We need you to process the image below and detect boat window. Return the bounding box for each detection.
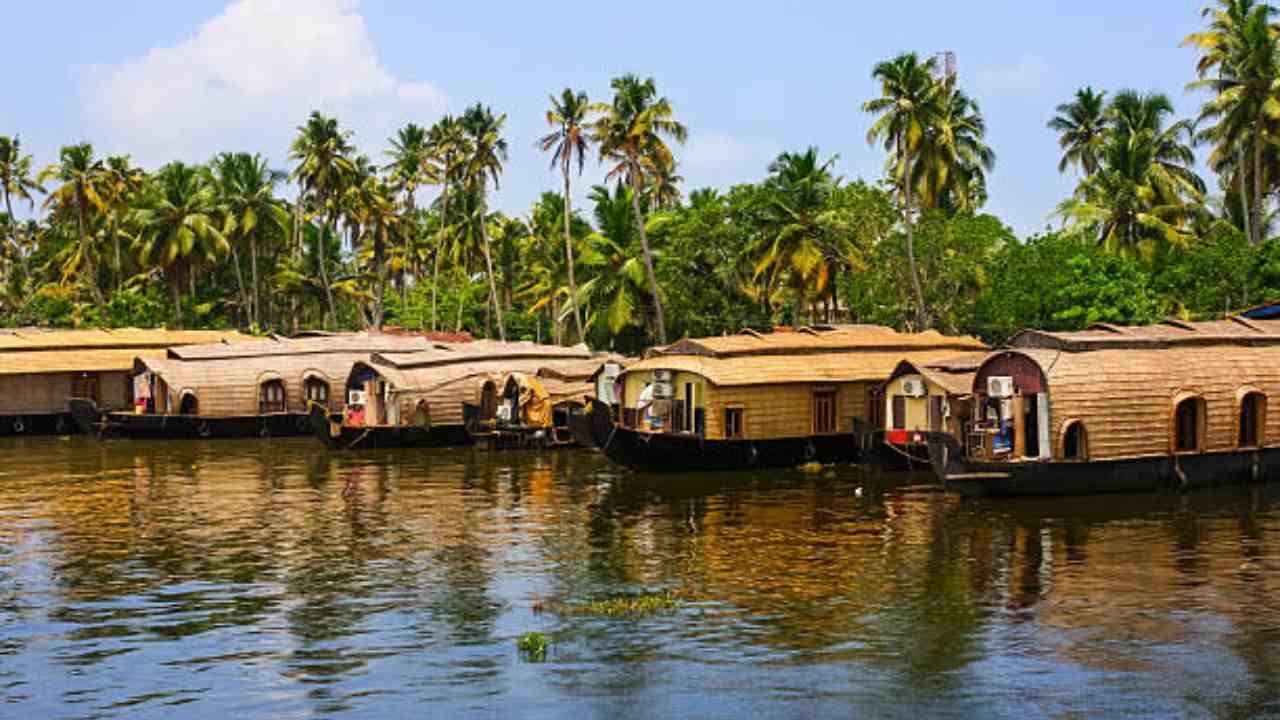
[891,395,906,430]
[260,379,286,414]
[725,407,744,439]
[304,378,330,406]
[683,382,695,433]
[415,400,431,428]
[71,373,100,404]
[1239,392,1266,448]
[1062,421,1087,460]
[813,390,838,434]
[178,393,198,416]
[1175,396,1204,452]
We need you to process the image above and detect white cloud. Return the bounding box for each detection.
[971,53,1059,99]
[681,131,779,187]
[82,0,446,168]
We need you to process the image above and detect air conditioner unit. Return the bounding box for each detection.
[901,378,927,398]
[654,369,674,383]
[652,381,674,399]
[987,376,1015,399]
[347,390,367,405]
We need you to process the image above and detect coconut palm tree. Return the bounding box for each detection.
[349,175,403,328]
[593,74,687,344]
[913,80,996,213]
[98,155,145,290]
[212,152,288,327]
[577,184,653,337]
[385,123,435,303]
[863,52,939,329]
[40,143,107,303]
[1048,87,1109,177]
[1184,0,1280,245]
[427,115,469,331]
[0,136,45,283]
[538,88,604,344]
[129,162,228,326]
[289,111,355,327]
[460,103,509,341]
[1107,91,1206,202]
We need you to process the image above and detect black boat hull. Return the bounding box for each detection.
[924,433,1280,497]
[598,424,862,472]
[0,412,78,436]
[309,403,474,450]
[71,398,313,439]
[568,400,615,450]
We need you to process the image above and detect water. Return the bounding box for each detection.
[1,437,1279,718]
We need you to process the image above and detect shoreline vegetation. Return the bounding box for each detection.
[3,4,1280,353]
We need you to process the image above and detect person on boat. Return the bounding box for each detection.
[637,382,664,431]
[345,402,365,428]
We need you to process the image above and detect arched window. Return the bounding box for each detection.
[1062,421,1087,460]
[259,379,286,414]
[1174,396,1205,452]
[1239,391,1266,448]
[414,400,431,428]
[304,377,330,407]
[178,392,199,416]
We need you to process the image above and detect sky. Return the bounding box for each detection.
[2,0,1209,237]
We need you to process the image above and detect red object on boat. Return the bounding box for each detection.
[887,429,908,445]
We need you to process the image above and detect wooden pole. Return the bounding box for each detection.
[1012,394,1026,459]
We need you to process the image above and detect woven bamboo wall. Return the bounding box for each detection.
[702,381,869,440]
[981,347,1280,461]
[0,371,132,415]
[143,353,367,417]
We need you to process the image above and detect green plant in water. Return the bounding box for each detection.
[517,631,548,662]
[573,590,684,617]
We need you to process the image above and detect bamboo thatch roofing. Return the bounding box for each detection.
[534,354,629,382]
[1010,316,1280,351]
[889,353,987,397]
[654,325,986,359]
[623,349,984,387]
[0,328,244,376]
[168,332,451,360]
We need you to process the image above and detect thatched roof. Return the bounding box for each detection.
[0,328,244,376]
[653,326,986,359]
[168,332,452,360]
[623,348,983,387]
[1010,316,1280,351]
[889,353,988,397]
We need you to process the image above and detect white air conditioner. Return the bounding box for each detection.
[347,390,367,405]
[901,378,927,398]
[654,369,674,383]
[988,376,1015,399]
[652,381,674,399]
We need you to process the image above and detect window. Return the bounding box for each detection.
[1175,397,1203,452]
[725,407,745,439]
[260,379,286,414]
[683,382,695,433]
[1062,421,1087,460]
[813,390,838,434]
[304,378,330,406]
[178,393,199,416]
[891,395,906,430]
[71,373,100,404]
[1240,392,1266,448]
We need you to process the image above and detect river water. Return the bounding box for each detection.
[1,436,1278,718]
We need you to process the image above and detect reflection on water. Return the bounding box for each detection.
[1,437,1279,717]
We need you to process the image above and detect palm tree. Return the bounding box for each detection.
[385,123,434,304]
[1107,91,1206,201]
[349,175,403,328]
[289,111,355,327]
[538,88,604,345]
[98,155,144,290]
[40,143,107,303]
[912,79,996,213]
[577,184,653,337]
[864,52,939,329]
[0,136,44,283]
[593,74,687,344]
[427,115,469,331]
[460,103,509,341]
[129,162,227,326]
[1048,87,1109,177]
[213,152,288,327]
[1184,0,1280,245]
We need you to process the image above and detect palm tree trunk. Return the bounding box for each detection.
[3,193,28,286]
[455,267,466,332]
[1252,125,1265,246]
[76,188,104,305]
[1239,146,1253,245]
[374,226,387,329]
[901,145,928,330]
[249,235,260,327]
[317,198,337,328]
[230,244,249,327]
[563,167,584,345]
[170,275,183,327]
[432,183,450,331]
[477,198,506,341]
[629,169,667,344]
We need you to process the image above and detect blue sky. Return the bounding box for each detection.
[3,1,1208,237]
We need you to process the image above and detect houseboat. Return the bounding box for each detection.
[591,325,987,472]
[873,354,985,469]
[69,332,453,439]
[311,341,600,450]
[925,316,1280,497]
[0,328,242,436]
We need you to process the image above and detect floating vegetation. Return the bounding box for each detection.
[571,590,684,617]
[517,631,548,662]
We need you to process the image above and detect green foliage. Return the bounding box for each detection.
[571,590,683,617]
[516,631,548,662]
